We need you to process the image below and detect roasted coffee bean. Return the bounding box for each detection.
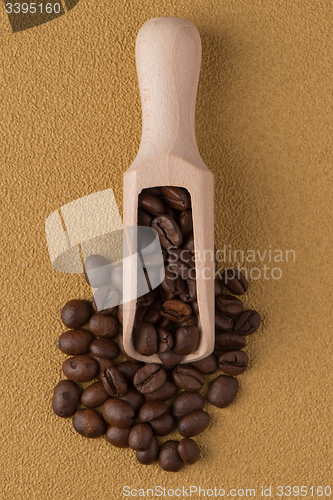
[92,286,121,315]
[110,263,123,291]
[215,295,244,317]
[128,423,153,451]
[88,313,119,338]
[133,364,167,394]
[157,327,173,354]
[133,322,158,356]
[170,391,205,420]
[135,305,161,325]
[137,289,157,307]
[221,268,248,295]
[101,367,128,397]
[62,355,99,382]
[191,353,218,375]
[149,412,175,436]
[179,278,196,302]
[174,315,198,328]
[191,299,199,315]
[161,299,192,323]
[52,380,81,418]
[141,187,161,197]
[138,192,165,215]
[215,332,246,351]
[117,304,123,325]
[58,329,93,356]
[136,436,159,465]
[61,300,92,329]
[84,254,111,288]
[178,438,200,465]
[218,350,248,376]
[214,278,223,296]
[234,310,261,335]
[178,210,193,236]
[102,398,135,427]
[160,288,177,302]
[106,425,130,448]
[179,410,210,437]
[159,440,184,472]
[72,409,106,438]
[117,387,145,413]
[182,233,194,253]
[117,361,144,385]
[90,338,119,359]
[207,375,239,408]
[156,315,172,329]
[80,381,110,408]
[158,350,184,368]
[168,248,195,280]
[151,214,183,249]
[94,357,114,380]
[172,365,205,392]
[161,267,185,295]
[160,186,190,211]
[144,378,179,401]
[117,333,135,360]
[164,203,177,220]
[139,401,168,422]
[138,208,152,227]
[215,312,234,332]
[173,326,199,355]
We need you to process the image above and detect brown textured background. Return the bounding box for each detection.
[1,0,332,498]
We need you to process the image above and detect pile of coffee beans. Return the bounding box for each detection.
[53,269,260,472]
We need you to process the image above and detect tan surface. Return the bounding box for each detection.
[0,1,332,498]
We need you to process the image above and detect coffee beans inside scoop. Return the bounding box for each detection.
[52,186,262,471]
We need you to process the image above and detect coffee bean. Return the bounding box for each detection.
[164,203,177,220]
[151,214,183,249]
[182,233,194,253]
[93,357,114,380]
[72,409,106,438]
[62,355,99,382]
[58,329,93,355]
[101,367,128,397]
[218,350,248,376]
[149,412,175,436]
[138,192,165,215]
[160,186,190,211]
[61,300,92,329]
[144,378,179,401]
[161,300,192,323]
[215,295,244,317]
[133,364,167,394]
[170,391,205,420]
[117,387,145,414]
[179,278,196,302]
[179,410,210,437]
[168,248,195,280]
[215,332,246,351]
[158,350,184,368]
[136,305,161,325]
[136,436,159,465]
[129,423,153,451]
[159,440,184,472]
[110,262,123,291]
[221,268,248,295]
[117,361,144,385]
[214,278,223,296]
[88,313,119,338]
[178,210,193,236]
[174,315,198,328]
[102,398,135,427]
[92,286,121,315]
[160,288,177,302]
[191,299,199,315]
[173,326,199,355]
[137,290,158,308]
[161,267,185,295]
[133,322,158,356]
[157,327,173,354]
[156,316,172,329]
[80,381,110,408]
[138,209,152,227]
[138,400,168,422]
[207,375,239,408]
[141,187,161,197]
[90,338,119,359]
[191,353,218,375]
[84,254,111,288]
[106,425,130,448]
[234,310,261,335]
[215,312,234,332]
[172,365,205,392]
[52,380,81,417]
[178,438,200,465]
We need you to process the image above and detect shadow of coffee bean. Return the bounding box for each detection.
[4,0,80,33]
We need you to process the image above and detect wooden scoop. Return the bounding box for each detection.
[123,17,214,363]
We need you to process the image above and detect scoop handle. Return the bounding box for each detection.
[135,17,203,163]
